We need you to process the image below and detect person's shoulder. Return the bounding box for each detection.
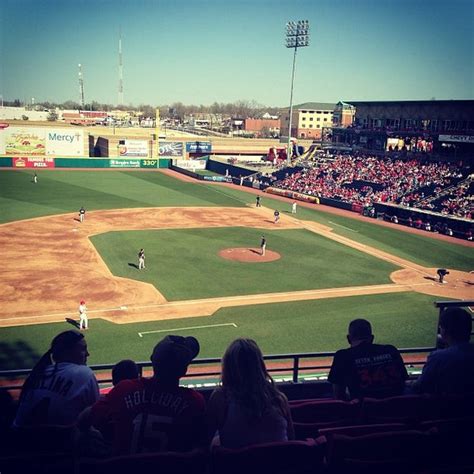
[60,363,96,379]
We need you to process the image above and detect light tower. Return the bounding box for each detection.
[118,29,124,106]
[78,63,85,109]
[285,20,310,164]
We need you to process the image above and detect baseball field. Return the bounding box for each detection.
[0,168,473,371]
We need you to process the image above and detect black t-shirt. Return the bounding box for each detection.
[328,342,408,399]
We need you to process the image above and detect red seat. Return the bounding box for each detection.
[319,422,407,438]
[326,429,439,474]
[80,449,208,474]
[290,398,360,424]
[210,439,326,474]
[361,395,428,424]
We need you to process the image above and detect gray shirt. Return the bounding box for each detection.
[413,342,474,395]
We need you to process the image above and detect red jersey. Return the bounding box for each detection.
[90,377,206,455]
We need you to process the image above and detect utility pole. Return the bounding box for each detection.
[118,28,124,106]
[78,63,85,109]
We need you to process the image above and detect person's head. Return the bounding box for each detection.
[439,308,472,345]
[221,338,281,417]
[221,338,270,392]
[50,330,89,365]
[20,330,89,400]
[151,335,199,382]
[112,359,139,386]
[347,319,374,346]
[80,300,85,305]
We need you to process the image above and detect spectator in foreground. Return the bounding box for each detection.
[81,335,206,455]
[328,319,408,400]
[14,330,99,427]
[206,338,294,448]
[412,308,474,395]
[111,359,139,386]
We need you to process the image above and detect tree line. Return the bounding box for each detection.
[3,99,283,119]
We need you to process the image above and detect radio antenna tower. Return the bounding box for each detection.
[78,63,85,109]
[118,28,124,105]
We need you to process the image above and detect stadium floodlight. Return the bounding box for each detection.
[285,20,310,164]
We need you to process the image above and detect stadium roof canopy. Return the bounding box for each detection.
[343,99,474,107]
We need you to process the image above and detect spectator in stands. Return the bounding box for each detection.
[111,359,139,386]
[328,319,408,400]
[80,335,206,455]
[412,308,474,395]
[207,338,294,448]
[14,330,99,427]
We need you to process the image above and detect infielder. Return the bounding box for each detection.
[79,206,86,223]
[292,201,297,214]
[79,300,88,330]
[138,248,146,269]
[274,210,280,224]
[256,196,261,207]
[260,236,266,256]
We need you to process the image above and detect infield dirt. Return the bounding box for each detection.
[0,201,472,328]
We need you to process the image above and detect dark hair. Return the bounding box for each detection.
[112,359,139,386]
[20,331,84,401]
[221,338,285,419]
[348,319,373,340]
[440,308,472,343]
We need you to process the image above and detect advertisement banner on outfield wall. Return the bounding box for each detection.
[119,139,149,157]
[186,141,212,153]
[109,159,141,168]
[46,129,84,156]
[0,127,84,156]
[159,141,183,157]
[13,157,55,168]
[2,127,46,155]
[175,159,206,170]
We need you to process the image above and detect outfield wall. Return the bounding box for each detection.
[0,156,171,169]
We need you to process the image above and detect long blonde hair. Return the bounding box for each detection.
[221,338,284,419]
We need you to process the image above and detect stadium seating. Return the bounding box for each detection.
[210,438,326,474]
[0,424,79,474]
[79,449,208,474]
[325,429,439,474]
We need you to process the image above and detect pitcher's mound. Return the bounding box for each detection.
[219,248,281,262]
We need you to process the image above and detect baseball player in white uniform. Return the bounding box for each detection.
[292,201,297,214]
[260,236,267,256]
[79,300,88,330]
[138,249,146,270]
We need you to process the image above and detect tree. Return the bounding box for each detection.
[47,110,59,121]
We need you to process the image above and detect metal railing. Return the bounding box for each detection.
[1,300,472,393]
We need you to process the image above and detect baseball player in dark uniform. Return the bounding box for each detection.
[437,268,449,284]
[256,196,261,207]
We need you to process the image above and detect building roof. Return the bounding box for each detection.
[291,102,337,111]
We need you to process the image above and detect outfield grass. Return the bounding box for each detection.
[0,170,245,223]
[0,292,439,370]
[91,227,399,300]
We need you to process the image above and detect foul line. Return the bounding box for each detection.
[138,322,238,338]
[328,221,359,232]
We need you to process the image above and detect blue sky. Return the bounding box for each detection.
[1,0,473,106]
